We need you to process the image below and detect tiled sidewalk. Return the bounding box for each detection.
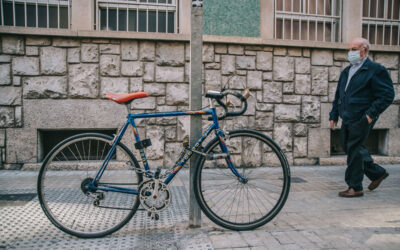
[1,165,399,249]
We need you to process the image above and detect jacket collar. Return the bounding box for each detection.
[343,57,371,75]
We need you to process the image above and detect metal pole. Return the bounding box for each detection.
[189,0,202,228]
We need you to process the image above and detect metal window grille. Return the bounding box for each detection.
[0,0,71,29]
[274,0,342,42]
[362,0,400,45]
[96,0,178,33]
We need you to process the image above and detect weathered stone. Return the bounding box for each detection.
[69,64,99,98]
[0,55,11,63]
[25,37,51,46]
[245,50,256,56]
[145,126,164,160]
[374,105,399,129]
[100,55,120,76]
[205,63,220,70]
[40,47,67,75]
[273,57,294,81]
[15,106,21,127]
[329,66,341,82]
[23,76,67,99]
[0,129,5,147]
[394,84,400,103]
[215,44,227,54]
[81,44,99,62]
[245,95,256,116]
[236,56,256,70]
[12,57,39,75]
[130,77,143,92]
[131,96,156,110]
[2,36,24,55]
[100,77,129,97]
[156,106,177,125]
[0,87,21,105]
[293,123,307,136]
[203,43,214,62]
[308,128,330,157]
[302,96,320,123]
[177,116,190,141]
[328,82,338,102]
[256,103,273,112]
[311,67,329,95]
[121,61,143,76]
[374,53,398,69]
[247,71,262,90]
[184,62,190,82]
[144,83,165,96]
[0,107,14,127]
[295,57,311,74]
[274,47,286,56]
[262,72,272,81]
[0,64,11,85]
[221,55,235,75]
[156,42,185,66]
[140,41,155,61]
[274,123,292,152]
[26,46,39,56]
[91,39,109,44]
[153,65,186,83]
[228,45,244,55]
[6,129,36,163]
[334,50,347,61]
[164,142,180,166]
[311,50,333,66]
[121,40,138,60]
[391,70,398,84]
[288,48,302,57]
[67,48,80,63]
[303,49,310,57]
[388,129,400,156]
[140,63,154,82]
[13,76,21,86]
[205,70,221,89]
[283,95,301,104]
[275,104,301,122]
[263,82,282,103]
[52,38,80,47]
[100,44,120,54]
[165,126,177,141]
[215,54,220,63]
[227,75,246,90]
[294,137,307,157]
[166,83,189,105]
[283,82,294,94]
[294,158,318,166]
[256,51,273,71]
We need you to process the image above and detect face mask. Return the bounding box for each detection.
[348,50,361,65]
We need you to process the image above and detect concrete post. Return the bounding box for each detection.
[342,0,363,43]
[189,2,202,228]
[71,0,94,31]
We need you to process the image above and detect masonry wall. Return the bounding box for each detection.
[0,35,399,169]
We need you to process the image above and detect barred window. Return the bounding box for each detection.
[0,0,70,29]
[274,0,341,42]
[96,0,177,33]
[362,0,400,45]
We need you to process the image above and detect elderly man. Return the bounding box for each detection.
[329,37,394,198]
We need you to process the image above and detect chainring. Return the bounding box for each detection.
[139,179,171,213]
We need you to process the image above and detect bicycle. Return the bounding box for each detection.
[37,88,291,238]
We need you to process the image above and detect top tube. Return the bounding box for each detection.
[128,109,214,120]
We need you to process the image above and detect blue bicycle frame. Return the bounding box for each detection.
[88,106,247,195]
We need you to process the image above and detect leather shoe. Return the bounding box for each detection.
[368,173,389,191]
[338,188,364,198]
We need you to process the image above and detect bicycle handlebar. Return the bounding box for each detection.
[205,89,249,120]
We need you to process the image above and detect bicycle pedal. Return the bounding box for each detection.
[148,212,160,220]
[154,167,162,179]
[206,153,228,160]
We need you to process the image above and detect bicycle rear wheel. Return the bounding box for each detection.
[37,133,142,238]
[194,129,290,230]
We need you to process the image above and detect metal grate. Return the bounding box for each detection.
[0,0,71,29]
[96,0,178,33]
[362,0,400,45]
[274,0,342,42]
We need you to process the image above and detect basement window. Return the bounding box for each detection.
[39,129,117,161]
[330,129,389,156]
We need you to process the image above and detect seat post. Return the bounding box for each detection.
[125,103,130,114]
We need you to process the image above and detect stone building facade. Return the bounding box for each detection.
[0,34,399,169]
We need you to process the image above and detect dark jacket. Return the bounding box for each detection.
[329,57,394,124]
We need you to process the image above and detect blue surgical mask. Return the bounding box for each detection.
[348,50,361,65]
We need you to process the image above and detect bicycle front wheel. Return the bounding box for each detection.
[37,133,142,238]
[194,129,290,231]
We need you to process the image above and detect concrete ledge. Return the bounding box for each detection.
[1,26,400,52]
[320,156,400,166]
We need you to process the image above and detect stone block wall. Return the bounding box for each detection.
[0,35,399,169]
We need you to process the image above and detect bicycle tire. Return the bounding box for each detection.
[37,133,143,238]
[194,129,290,230]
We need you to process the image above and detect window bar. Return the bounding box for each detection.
[375,23,378,44]
[106,2,109,31]
[156,7,158,32]
[291,0,293,12]
[174,8,177,33]
[315,0,317,14]
[24,0,27,27]
[375,0,378,18]
[126,3,128,31]
[282,17,285,40]
[382,23,385,45]
[146,8,148,32]
[307,18,310,40]
[291,17,293,40]
[136,6,138,32]
[1,0,3,26]
[315,18,317,41]
[300,12,302,40]
[57,0,60,29]
[166,7,168,33]
[96,0,99,30]
[308,0,310,14]
[368,23,370,43]
[13,0,15,26]
[47,0,49,28]
[36,0,38,28]
[117,3,119,31]
[274,0,277,38]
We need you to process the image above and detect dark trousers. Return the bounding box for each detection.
[340,115,386,191]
